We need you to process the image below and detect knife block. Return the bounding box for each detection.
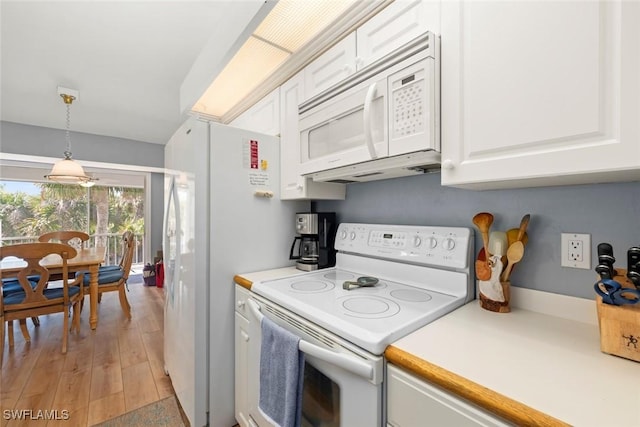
[595,269,640,363]
[479,280,510,313]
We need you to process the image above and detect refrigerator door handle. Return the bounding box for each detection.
[247,299,373,380]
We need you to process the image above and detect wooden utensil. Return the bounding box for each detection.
[501,241,525,282]
[473,212,494,281]
[506,214,531,247]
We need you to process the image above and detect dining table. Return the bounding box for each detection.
[1,246,107,330]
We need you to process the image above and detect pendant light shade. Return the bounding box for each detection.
[45,89,97,186]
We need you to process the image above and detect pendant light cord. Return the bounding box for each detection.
[61,93,75,159]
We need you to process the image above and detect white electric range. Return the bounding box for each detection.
[252,223,474,355]
[244,222,474,427]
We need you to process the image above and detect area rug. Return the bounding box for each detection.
[92,396,186,427]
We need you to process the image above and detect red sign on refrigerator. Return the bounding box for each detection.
[250,140,258,169]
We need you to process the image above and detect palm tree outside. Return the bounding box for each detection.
[0,181,144,265]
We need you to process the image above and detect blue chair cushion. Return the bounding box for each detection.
[3,285,81,305]
[76,269,124,286]
[99,265,122,272]
[3,280,38,296]
[2,275,41,285]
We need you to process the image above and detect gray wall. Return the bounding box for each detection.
[315,172,640,300]
[1,121,165,260]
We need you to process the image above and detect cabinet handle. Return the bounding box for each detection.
[237,300,245,309]
[442,159,455,170]
[343,64,354,74]
[363,82,379,159]
[355,56,364,68]
[241,330,249,342]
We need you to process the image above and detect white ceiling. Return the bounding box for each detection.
[0,0,257,145]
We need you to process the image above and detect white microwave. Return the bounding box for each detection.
[299,32,440,183]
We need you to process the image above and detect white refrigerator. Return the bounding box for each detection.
[163,117,308,426]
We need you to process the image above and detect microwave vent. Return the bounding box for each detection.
[353,171,383,178]
[327,179,357,184]
[306,150,441,184]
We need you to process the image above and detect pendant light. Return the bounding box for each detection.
[45,89,96,187]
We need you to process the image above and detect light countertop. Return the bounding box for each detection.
[387,287,640,427]
[234,266,303,290]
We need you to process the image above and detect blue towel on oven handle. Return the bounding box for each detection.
[259,315,305,427]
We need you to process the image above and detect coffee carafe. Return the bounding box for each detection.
[289,212,336,271]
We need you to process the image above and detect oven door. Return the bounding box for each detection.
[246,296,383,427]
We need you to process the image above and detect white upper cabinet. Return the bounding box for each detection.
[357,0,440,69]
[229,87,280,136]
[440,0,640,189]
[303,0,438,102]
[280,71,346,200]
[304,33,357,101]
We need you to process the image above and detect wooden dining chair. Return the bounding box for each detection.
[79,230,135,319]
[38,230,90,250]
[0,243,84,366]
[31,230,89,329]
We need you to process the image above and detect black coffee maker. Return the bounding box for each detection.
[289,212,336,271]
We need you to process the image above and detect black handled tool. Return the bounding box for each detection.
[627,246,640,289]
[596,243,616,279]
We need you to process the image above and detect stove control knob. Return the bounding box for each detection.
[350,231,357,240]
[413,236,422,247]
[426,236,438,249]
[443,238,456,251]
[340,230,348,240]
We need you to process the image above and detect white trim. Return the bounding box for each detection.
[0,152,165,174]
[144,172,153,265]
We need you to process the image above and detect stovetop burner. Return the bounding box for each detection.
[338,295,400,318]
[290,280,335,293]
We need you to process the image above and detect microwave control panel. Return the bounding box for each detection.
[390,59,429,140]
[391,69,425,139]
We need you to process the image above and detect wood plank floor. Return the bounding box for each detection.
[1,279,173,427]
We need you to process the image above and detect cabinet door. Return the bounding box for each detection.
[229,87,280,136]
[304,33,357,101]
[235,312,251,427]
[440,0,640,189]
[280,71,346,200]
[387,365,510,427]
[357,0,439,70]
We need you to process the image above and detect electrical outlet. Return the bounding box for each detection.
[561,233,591,269]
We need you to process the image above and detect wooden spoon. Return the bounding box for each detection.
[501,241,525,282]
[473,212,494,281]
[506,214,531,247]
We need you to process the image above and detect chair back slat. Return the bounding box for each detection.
[121,231,136,280]
[38,231,90,250]
[1,243,77,305]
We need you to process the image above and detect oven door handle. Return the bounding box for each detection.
[247,299,374,380]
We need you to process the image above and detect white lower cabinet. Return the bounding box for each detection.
[386,364,511,427]
[235,286,251,427]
